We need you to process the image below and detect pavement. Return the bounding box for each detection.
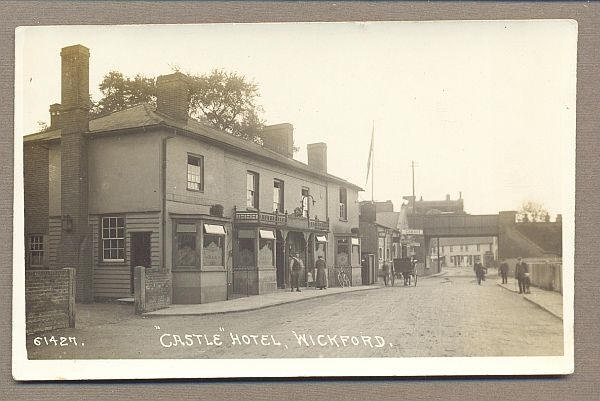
[27,273,564,359]
[497,281,563,320]
[145,270,447,317]
[145,284,383,316]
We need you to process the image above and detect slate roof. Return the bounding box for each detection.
[375,211,400,230]
[24,103,363,191]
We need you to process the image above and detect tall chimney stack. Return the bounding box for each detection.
[307,142,327,173]
[57,44,93,302]
[156,72,190,122]
[261,123,294,158]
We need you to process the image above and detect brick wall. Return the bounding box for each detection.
[134,266,171,314]
[24,143,50,265]
[25,268,75,335]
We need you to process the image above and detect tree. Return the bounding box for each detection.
[188,69,265,142]
[92,71,155,116]
[90,69,265,143]
[517,201,550,222]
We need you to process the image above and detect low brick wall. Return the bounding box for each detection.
[25,268,75,335]
[134,266,171,314]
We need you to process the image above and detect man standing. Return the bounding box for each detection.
[315,255,327,290]
[515,257,529,294]
[499,260,509,284]
[290,253,303,292]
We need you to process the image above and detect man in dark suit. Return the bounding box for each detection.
[290,253,303,292]
[515,257,529,294]
[499,260,509,284]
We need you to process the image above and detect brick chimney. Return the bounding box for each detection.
[156,72,190,122]
[261,123,294,158]
[57,44,93,302]
[307,142,327,173]
[49,103,61,128]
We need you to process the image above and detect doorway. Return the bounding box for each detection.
[276,231,286,288]
[130,232,152,294]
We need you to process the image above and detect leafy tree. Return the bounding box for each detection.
[92,71,155,116]
[90,69,265,143]
[517,201,550,222]
[188,69,265,142]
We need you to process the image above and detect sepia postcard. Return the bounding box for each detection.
[12,20,576,380]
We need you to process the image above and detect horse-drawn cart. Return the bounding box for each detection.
[393,257,418,286]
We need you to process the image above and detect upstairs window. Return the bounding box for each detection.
[301,187,310,217]
[339,187,348,220]
[273,179,284,213]
[102,216,125,262]
[187,155,204,191]
[29,235,44,267]
[246,171,259,209]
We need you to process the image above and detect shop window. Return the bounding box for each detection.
[337,237,350,267]
[339,187,347,220]
[351,237,360,266]
[203,224,225,267]
[273,179,284,213]
[101,216,125,262]
[29,235,44,267]
[187,154,204,191]
[246,171,259,209]
[175,223,198,269]
[258,230,275,266]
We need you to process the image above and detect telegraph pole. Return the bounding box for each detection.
[411,160,416,214]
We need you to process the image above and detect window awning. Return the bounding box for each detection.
[315,235,328,243]
[204,224,226,235]
[259,229,275,240]
[351,238,360,245]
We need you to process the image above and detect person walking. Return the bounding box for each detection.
[315,255,327,290]
[474,262,486,285]
[383,262,391,286]
[290,253,303,292]
[499,260,509,284]
[515,257,530,294]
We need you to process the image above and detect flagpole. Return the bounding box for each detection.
[371,120,374,203]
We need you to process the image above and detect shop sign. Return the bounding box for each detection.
[401,229,423,235]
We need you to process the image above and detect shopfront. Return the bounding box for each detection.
[171,216,230,304]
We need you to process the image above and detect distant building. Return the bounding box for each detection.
[428,237,498,268]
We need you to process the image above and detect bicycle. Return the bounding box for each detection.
[337,269,351,288]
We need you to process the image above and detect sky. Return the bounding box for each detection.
[15,21,577,217]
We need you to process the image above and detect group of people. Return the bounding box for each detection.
[497,257,531,294]
[289,253,327,292]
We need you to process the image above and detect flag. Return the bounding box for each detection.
[365,122,374,187]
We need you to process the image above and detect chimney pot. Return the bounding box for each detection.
[49,103,62,128]
[307,142,327,173]
[156,72,191,122]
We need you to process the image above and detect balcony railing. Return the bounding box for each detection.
[234,209,329,232]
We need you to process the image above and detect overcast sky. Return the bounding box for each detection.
[16,21,577,217]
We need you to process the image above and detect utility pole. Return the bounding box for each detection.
[411,160,415,214]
